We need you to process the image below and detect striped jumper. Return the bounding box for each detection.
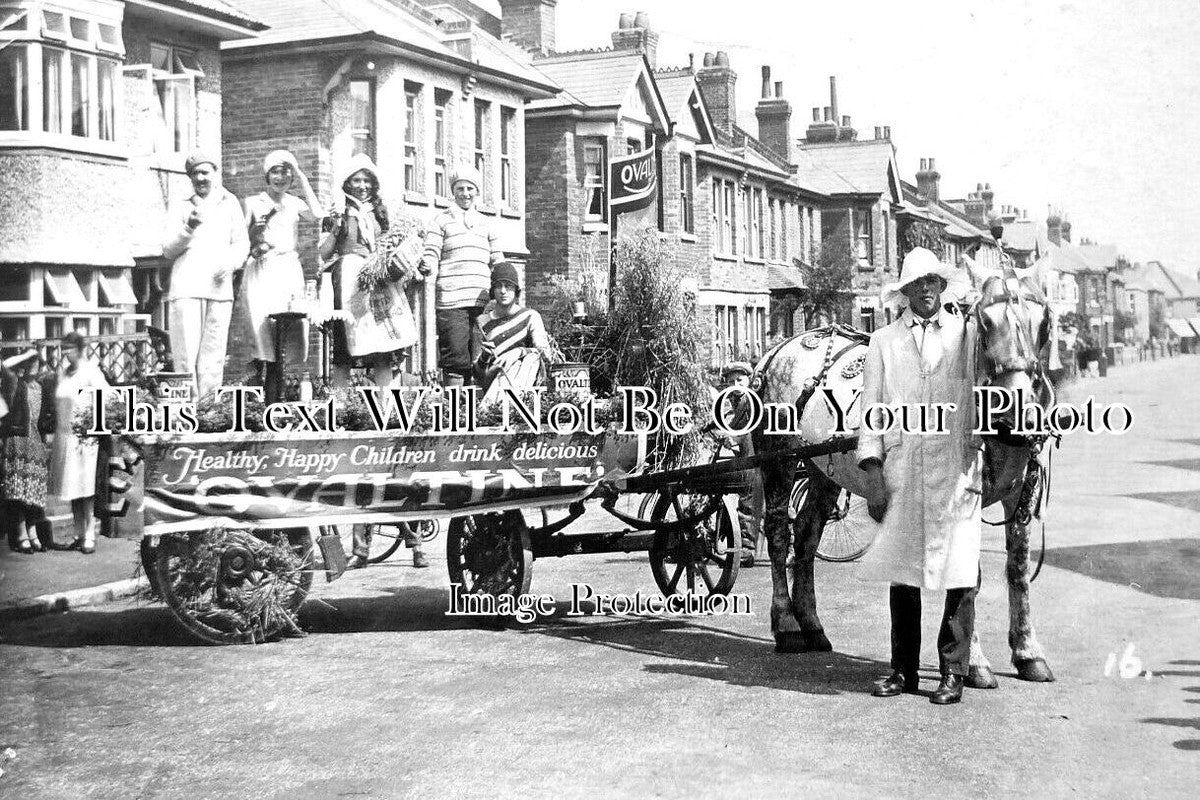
[422,207,504,310]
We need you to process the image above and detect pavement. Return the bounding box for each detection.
[0,354,1197,797]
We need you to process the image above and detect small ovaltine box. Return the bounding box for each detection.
[149,372,196,402]
[548,363,590,398]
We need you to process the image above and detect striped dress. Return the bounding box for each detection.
[423,207,504,310]
[477,306,551,404]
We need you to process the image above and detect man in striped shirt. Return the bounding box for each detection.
[419,167,505,385]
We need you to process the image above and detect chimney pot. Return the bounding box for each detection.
[812,107,820,121]
[829,75,839,123]
[842,115,850,127]
[619,12,633,29]
[977,182,983,190]
[761,65,770,99]
[633,11,650,28]
[688,52,694,70]
[929,157,936,171]
[823,106,831,121]
[883,125,891,139]
[985,182,991,190]
[703,52,715,67]
[774,80,783,98]
[715,51,730,67]
[875,126,882,139]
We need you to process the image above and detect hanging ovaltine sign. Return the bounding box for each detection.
[609,148,657,215]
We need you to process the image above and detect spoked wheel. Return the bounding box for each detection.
[150,527,314,645]
[816,491,875,562]
[446,511,532,599]
[648,490,741,598]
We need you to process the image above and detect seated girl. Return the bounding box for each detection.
[474,262,553,405]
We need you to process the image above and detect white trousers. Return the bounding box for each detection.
[169,298,232,400]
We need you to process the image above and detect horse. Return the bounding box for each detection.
[749,257,1056,686]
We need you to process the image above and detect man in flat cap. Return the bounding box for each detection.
[719,360,762,567]
[420,166,505,386]
[162,152,249,399]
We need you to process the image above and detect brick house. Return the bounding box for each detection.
[0,0,263,374]
[511,5,828,366]
[793,78,901,333]
[219,0,557,379]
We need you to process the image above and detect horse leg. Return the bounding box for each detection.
[1004,497,1055,682]
[762,461,805,652]
[965,603,999,689]
[787,470,839,653]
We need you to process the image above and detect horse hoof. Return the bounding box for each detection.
[775,632,806,653]
[802,630,833,652]
[965,665,999,689]
[1015,658,1056,682]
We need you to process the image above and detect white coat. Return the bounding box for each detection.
[856,307,983,590]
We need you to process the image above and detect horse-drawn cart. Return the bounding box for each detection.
[118,423,845,646]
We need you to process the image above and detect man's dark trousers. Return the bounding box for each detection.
[437,306,485,383]
[888,569,979,676]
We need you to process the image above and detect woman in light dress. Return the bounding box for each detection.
[242,150,322,380]
[46,332,109,554]
[318,154,418,389]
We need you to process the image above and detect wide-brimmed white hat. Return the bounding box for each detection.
[263,149,298,174]
[881,247,968,307]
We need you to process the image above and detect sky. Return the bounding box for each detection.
[478,0,1199,270]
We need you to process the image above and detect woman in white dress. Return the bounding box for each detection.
[318,154,418,388]
[46,332,109,554]
[242,150,322,380]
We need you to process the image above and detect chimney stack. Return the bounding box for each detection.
[980,182,994,214]
[806,76,856,143]
[755,65,793,162]
[1047,206,1063,245]
[916,156,941,203]
[499,0,557,55]
[696,51,737,138]
[610,10,659,68]
[1061,217,1072,243]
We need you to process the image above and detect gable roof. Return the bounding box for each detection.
[899,181,992,241]
[795,139,900,201]
[655,69,715,144]
[1134,261,1200,299]
[222,0,557,94]
[526,49,670,131]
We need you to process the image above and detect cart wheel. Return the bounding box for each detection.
[648,491,740,598]
[446,511,532,599]
[815,490,875,562]
[151,527,314,645]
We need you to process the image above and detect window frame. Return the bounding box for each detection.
[433,88,451,199]
[499,105,516,210]
[679,153,695,235]
[582,138,607,225]
[349,78,376,161]
[473,98,491,202]
[403,81,421,194]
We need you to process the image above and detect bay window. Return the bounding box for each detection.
[0,4,122,144]
[150,42,200,154]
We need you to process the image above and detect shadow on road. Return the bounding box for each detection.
[1043,538,1200,600]
[1140,660,1200,753]
[519,606,889,696]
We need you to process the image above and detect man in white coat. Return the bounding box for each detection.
[162,152,249,400]
[858,247,982,706]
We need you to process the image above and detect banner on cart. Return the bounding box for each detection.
[138,432,615,535]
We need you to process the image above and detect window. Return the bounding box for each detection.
[626,138,641,154]
[403,82,420,193]
[854,207,872,266]
[780,200,789,260]
[679,154,695,235]
[500,106,516,208]
[0,45,29,131]
[583,140,607,223]
[859,304,876,333]
[740,188,750,256]
[768,199,778,261]
[756,308,766,357]
[712,178,736,255]
[747,188,765,259]
[714,305,739,363]
[433,89,450,198]
[150,43,202,153]
[350,79,375,159]
[473,99,490,194]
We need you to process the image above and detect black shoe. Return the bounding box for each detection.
[930,673,964,705]
[740,551,755,568]
[346,555,368,570]
[413,550,429,569]
[872,671,918,697]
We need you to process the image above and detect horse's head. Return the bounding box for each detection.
[962,256,1053,433]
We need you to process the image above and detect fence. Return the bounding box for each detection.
[0,332,166,384]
